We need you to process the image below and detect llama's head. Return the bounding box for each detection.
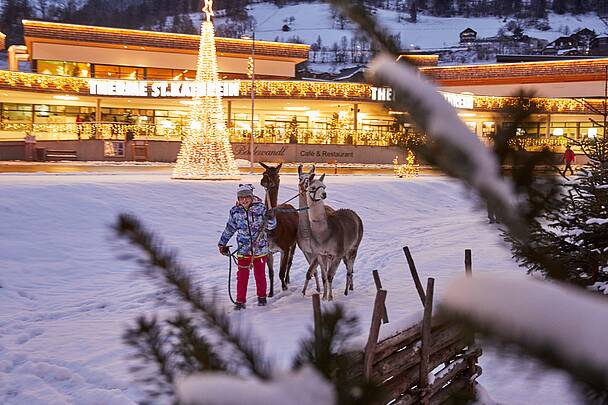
[307,173,327,202]
[260,162,282,190]
[298,164,316,193]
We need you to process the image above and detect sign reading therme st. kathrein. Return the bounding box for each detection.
[88,79,241,98]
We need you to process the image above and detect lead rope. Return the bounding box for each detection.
[227,248,238,305]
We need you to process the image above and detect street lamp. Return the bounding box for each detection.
[242,32,255,173]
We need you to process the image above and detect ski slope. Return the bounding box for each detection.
[0,172,578,404]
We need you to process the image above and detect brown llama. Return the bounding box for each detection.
[260,162,298,296]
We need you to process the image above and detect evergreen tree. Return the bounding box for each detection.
[530,0,547,19]
[409,0,417,22]
[0,0,32,46]
[505,79,608,288]
[552,0,567,14]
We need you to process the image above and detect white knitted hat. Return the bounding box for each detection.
[237,184,254,198]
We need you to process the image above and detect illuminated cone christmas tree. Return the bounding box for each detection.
[172,0,239,180]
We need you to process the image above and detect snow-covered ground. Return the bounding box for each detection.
[0,172,578,404]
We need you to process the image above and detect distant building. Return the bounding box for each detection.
[460,28,477,44]
[543,29,597,55]
[589,35,608,56]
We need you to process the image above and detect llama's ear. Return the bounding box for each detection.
[319,173,326,182]
[276,163,283,171]
[310,173,315,181]
[260,162,269,170]
[311,164,316,173]
[298,164,303,176]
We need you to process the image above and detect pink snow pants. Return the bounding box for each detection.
[236,255,267,304]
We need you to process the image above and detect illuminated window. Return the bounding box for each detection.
[94,65,144,80]
[1,103,33,123]
[37,60,91,77]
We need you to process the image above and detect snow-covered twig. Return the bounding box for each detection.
[176,366,335,405]
[441,276,608,394]
[367,54,524,236]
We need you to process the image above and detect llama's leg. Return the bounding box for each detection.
[327,260,340,301]
[344,255,356,296]
[285,244,296,285]
[279,250,290,291]
[321,258,329,301]
[302,260,317,296]
[267,253,274,298]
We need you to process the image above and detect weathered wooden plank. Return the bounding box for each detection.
[378,337,471,404]
[427,345,482,398]
[372,325,466,382]
[403,246,426,305]
[465,249,472,277]
[347,322,464,381]
[419,278,435,404]
[364,289,387,380]
[429,376,471,405]
[312,293,322,361]
[373,315,449,363]
[372,270,389,324]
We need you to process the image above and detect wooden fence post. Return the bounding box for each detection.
[372,270,389,324]
[419,278,435,405]
[312,293,322,361]
[364,289,387,380]
[403,246,426,306]
[465,249,472,277]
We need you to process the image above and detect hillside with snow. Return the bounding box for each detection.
[238,3,607,49]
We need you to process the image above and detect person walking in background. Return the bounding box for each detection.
[218,184,276,310]
[562,144,575,176]
[75,114,83,140]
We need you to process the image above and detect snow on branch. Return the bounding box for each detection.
[367,55,523,236]
[176,366,335,405]
[441,276,608,386]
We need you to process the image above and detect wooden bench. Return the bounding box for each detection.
[44,149,78,161]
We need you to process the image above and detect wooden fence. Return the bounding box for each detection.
[313,247,482,404]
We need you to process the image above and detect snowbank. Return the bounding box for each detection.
[443,276,608,381]
[176,366,334,405]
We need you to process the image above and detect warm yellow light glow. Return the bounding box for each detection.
[53,95,79,101]
[172,6,239,180]
[588,127,598,139]
[284,106,310,111]
[553,128,564,136]
[393,151,419,178]
[458,112,476,117]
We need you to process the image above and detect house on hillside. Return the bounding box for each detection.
[459,28,477,44]
[542,28,597,55]
[589,34,608,55]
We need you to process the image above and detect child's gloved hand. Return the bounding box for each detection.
[218,245,230,256]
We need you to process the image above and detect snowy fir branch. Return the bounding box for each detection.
[292,305,381,405]
[328,0,571,275]
[114,214,272,382]
[441,277,608,404]
[123,315,177,401]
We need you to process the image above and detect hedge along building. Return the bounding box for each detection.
[0,20,606,163]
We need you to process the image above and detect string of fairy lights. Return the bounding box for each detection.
[172,0,239,180]
[393,150,419,178]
